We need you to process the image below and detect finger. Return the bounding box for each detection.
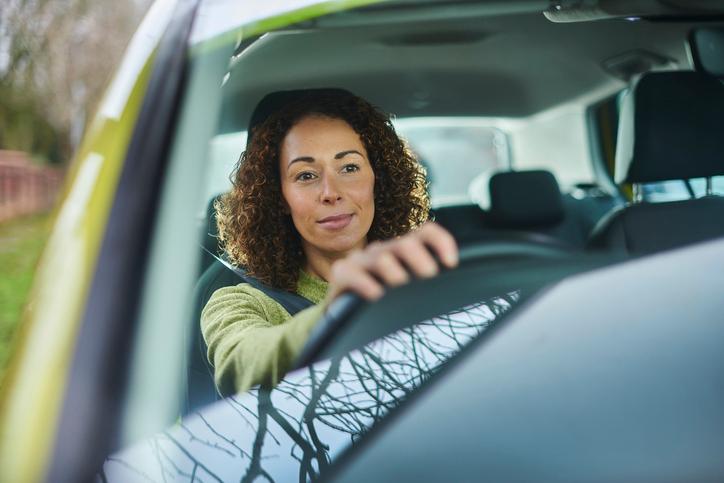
[391,236,439,278]
[340,267,386,301]
[417,222,459,268]
[369,250,410,287]
[329,260,385,301]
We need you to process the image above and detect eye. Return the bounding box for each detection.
[341,164,360,174]
[295,171,317,182]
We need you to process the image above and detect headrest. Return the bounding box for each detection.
[488,170,564,227]
[247,88,355,147]
[615,71,724,184]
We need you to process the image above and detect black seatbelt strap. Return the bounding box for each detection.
[203,247,315,316]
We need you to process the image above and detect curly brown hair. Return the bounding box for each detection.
[216,90,430,292]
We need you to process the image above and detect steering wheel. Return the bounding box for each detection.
[294,239,572,369]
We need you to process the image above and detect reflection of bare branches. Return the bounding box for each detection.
[301,360,340,476]
[150,438,170,483]
[229,394,282,447]
[178,422,236,458]
[223,397,257,431]
[104,457,156,483]
[197,412,253,459]
[163,431,223,482]
[103,294,518,481]
[241,394,274,483]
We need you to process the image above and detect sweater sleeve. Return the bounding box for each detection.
[200,283,325,396]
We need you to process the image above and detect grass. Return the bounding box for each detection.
[0,213,51,382]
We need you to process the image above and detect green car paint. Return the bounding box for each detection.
[0,0,386,480]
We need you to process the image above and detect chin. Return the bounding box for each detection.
[317,232,367,255]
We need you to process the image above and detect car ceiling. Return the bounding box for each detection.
[218,2,715,133]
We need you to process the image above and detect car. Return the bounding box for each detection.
[2,0,724,481]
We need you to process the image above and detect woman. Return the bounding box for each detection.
[202,89,458,396]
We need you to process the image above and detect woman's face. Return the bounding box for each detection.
[279,115,375,259]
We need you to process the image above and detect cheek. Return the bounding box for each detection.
[282,185,314,220]
[344,175,375,223]
[360,172,376,208]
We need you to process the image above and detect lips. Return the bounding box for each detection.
[317,213,353,230]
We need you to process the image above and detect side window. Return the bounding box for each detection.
[642,176,724,201]
[197,131,247,269]
[202,131,247,214]
[690,177,724,196]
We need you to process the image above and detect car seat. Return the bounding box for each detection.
[486,169,602,249]
[588,71,724,255]
[435,170,612,249]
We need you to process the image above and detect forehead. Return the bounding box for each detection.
[282,115,366,153]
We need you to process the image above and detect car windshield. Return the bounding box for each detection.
[106,290,514,480]
[102,0,724,480]
[104,252,616,481]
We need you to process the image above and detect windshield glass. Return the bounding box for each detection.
[108,0,724,479]
[104,290,517,481]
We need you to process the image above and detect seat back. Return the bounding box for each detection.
[185,261,238,412]
[589,71,724,255]
[486,170,589,249]
[185,258,316,413]
[436,170,616,249]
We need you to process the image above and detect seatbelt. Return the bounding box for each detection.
[204,247,315,315]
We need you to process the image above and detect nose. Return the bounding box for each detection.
[320,173,342,204]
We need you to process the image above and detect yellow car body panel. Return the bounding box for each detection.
[0,59,156,483]
[0,0,383,480]
[0,0,182,475]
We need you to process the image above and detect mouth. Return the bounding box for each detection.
[317,213,354,230]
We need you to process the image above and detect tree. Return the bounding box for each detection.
[0,0,150,163]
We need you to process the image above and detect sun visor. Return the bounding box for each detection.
[615,71,724,184]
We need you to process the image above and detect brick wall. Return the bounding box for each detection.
[0,151,64,222]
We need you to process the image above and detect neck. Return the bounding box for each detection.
[303,241,366,281]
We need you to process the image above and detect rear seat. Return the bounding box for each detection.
[432,204,490,245]
[487,170,579,248]
[434,169,619,249]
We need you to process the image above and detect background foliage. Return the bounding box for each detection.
[0,0,151,164]
[0,214,48,382]
[0,0,151,381]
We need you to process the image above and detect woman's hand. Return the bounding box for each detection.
[325,222,458,303]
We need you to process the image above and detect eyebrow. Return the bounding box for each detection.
[334,149,363,159]
[288,150,363,167]
[288,156,315,167]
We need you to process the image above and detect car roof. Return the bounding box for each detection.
[216,1,716,133]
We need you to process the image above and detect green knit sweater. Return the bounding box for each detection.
[200,271,329,396]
